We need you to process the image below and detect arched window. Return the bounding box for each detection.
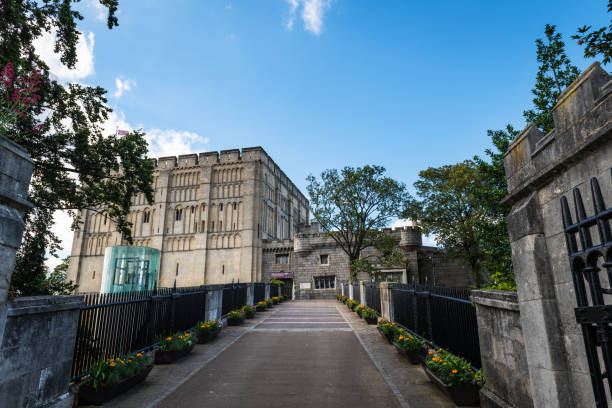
[143,209,151,223]
[175,208,183,221]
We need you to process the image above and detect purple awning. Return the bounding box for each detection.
[271,272,293,279]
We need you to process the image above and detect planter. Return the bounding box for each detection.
[423,365,480,406]
[78,364,153,405]
[364,316,378,325]
[393,342,426,365]
[244,310,256,319]
[196,326,221,344]
[155,343,195,364]
[256,306,267,312]
[377,326,394,344]
[227,316,245,326]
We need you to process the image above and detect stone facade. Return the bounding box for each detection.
[503,62,612,407]
[472,290,533,408]
[68,147,309,291]
[263,223,472,300]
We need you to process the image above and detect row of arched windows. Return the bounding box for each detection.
[85,233,114,255]
[213,183,241,199]
[164,236,196,251]
[88,211,111,233]
[133,239,152,247]
[212,167,244,183]
[171,188,198,202]
[171,171,200,187]
[129,208,156,237]
[209,233,241,249]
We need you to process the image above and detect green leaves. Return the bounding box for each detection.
[524,24,580,133]
[1,1,153,297]
[573,1,612,65]
[306,165,408,280]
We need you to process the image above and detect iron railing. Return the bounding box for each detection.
[352,282,361,303]
[365,282,381,315]
[254,283,266,303]
[221,283,248,315]
[269,283,280,298]
[71,286,206,381]
[391,283,481,368]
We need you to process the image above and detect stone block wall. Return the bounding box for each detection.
[503,62,612,407]
[472,290,533,408]
[0,296,83,408]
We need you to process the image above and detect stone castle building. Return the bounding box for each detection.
[67,147,309,292]
[68,146,470,294]
[262,223,472,299]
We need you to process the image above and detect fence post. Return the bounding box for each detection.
[380,282,394,321]
[247,283,254,306]
[349,282,354,300]
[265,284,270,300]
[425,291,433,340]
[205,285,222,321]
[170,291,180,332]
[360,281,366,306]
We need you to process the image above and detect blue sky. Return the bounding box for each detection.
[44,0,610,266]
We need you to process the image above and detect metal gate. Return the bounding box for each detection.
[561,171,612,407]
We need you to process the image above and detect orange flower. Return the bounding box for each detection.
[428,351,434,355]
[452,369,458,374]
[109,362,116,367]
[166,337,172,341]
[136,353,143,357]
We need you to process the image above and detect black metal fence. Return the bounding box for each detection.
[343,282,349,296]
[71,286,206,381]
[269,283,280,298]
[221,283,248,315]
[254,283,266,303]
[365,282,381,315]
[391,284,481,368]
[352,282,361,303]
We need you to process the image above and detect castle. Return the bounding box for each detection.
[67,146,471,294]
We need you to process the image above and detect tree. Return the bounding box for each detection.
[473,126,519,289]
[1,1,154,297]
[349,233,407,281]
[306,165,408,281]
[524,24,581,134]
[403,161,487,287]
[573,1,612,64]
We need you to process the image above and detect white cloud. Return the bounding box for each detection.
[225,3,233,10]
[46,210,75,271]
[113,77,135,98]
[302,0,330,35]
[91,0,106,21]
[33,29,95,82]
[285,0,299,30]
[284,0,331,35]
[145,128,210,158]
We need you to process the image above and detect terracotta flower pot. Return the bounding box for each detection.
[423,366,480,406]
[78,364,153,405]
[196,326,221,344]
[155,343,195,364]
[393,342,426,365]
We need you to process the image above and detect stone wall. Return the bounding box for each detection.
[503,62,612,407]
[472,290,533,408]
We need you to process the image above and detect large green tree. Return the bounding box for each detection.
[523,24,581,133]
[1,1,154,297]
[403,161,487,288]
[306,165,408,281]
[573,1,612,64]
[472,126,519,289]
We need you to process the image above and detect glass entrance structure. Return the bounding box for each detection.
[100,246,160,293]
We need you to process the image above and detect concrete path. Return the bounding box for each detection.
[103,300,459,407]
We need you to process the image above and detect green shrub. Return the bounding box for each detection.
[425,348,483,386]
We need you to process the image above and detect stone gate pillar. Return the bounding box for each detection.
[503,62,612,407]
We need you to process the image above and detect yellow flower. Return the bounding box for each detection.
[185,333,189,337]
[398,335,404,340]
[166,337,172,341]
[178,335,183,339]
[128,359,132,363]
[201,325,205,328]
[452,369,458,374]
[443,362,447,365]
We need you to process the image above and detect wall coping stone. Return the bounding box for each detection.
[471,290,519,311]
[6,295,84,317]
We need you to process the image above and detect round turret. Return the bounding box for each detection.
[400,227,422,247]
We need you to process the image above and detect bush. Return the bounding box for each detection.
[158,331,196,352]
[378,318,400,336]
[354,304,366,315]
[227,310,245,320]
[88,352,150,391]
[425,348,483,386]
[255,301,267,311]
[361,307,376,319]
[241,304,255,317]
[346,299,358,309]
[194,320,219,336]
[394,329,426,352]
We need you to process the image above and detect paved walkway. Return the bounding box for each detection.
[105,300,459,407]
